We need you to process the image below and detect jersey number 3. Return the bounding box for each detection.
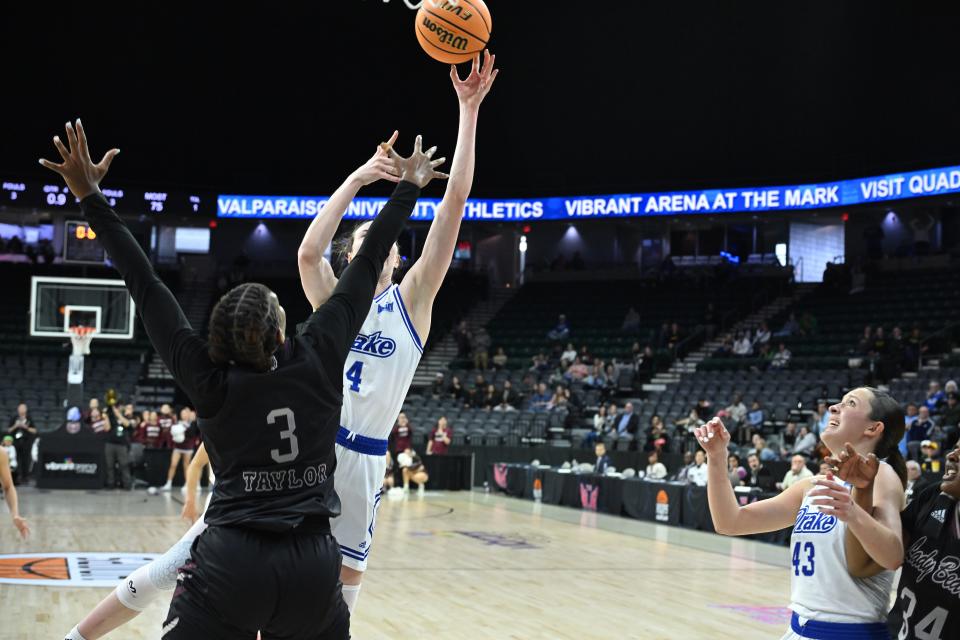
[346,361,364,393]
[268,408,299,464]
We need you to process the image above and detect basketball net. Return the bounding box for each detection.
[69,326,96,356]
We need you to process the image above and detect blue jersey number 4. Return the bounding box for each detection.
[792,541,815,577]
[346,361,364,392]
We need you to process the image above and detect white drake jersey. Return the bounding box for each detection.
[339,284,423,440]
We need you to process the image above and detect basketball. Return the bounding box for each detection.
[415,0,491,64]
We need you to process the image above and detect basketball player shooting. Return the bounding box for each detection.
[296,50,497,615]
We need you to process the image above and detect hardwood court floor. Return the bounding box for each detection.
[0,488,792,639]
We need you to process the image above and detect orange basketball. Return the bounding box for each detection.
[415,0,492,64]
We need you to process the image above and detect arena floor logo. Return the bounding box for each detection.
[0,552,159,587]
[409,529,546,549]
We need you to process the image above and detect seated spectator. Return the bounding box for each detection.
[727,454,747,487]
[448,375,465,402]
[621,306,641,333]
[904,460,934,503]
[688,450,708,486]
[925,380,945,415]
[481,384,498,411]
[645,450,668,480]
[547,385,570,411]
[594,442,611,474]
[472,327,492,370]
[745,400,764,441]
[808,402,830,436]
[694,398,713,423]
[903,403,919,428]
[871,326,888,356]
[644,415,670,453]
[945,380,959,395]
[753,322,771,346]
[770,343,792,369]
[431,372,446,398]
[530,352,549,373]
[565,356,590,382]
[919,440,942,474]
[732,331,753,357]
[906,405,936,457]
[792,424,817,457]
[673,451,695,482]
[715,336,734,357]
[578,345,594,365]
[398,447,429,495]
[857,325,874,355]
[492,347,508,370]
[427,417,452,455]
[586,405,609,447]
[465,374,488,408]
[746,453,774,491]
[604,403,619,432]
[724,394,748,425]
[780,420,798,456]
[547,314,571,341]
[499,380,520,410]
[632,344,656,379]
[774,312,800,337]
[528,383,552,413]
[940,393,960,430]
[751,434,778,462]
[560,342,578,368]
[454,320,472,359]
[584,362,608,389]
[613,402,639,437]
[778,454,813,490]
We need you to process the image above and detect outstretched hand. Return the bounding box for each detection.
[13,515,29,540]
[180,497,199,524]
[824,443,879,490]
[353,130,402,186]
[693,417,730,458]
[386,135,448,188]
[39,119,119,200]
[451,49,498,111]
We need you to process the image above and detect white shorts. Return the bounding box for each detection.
[330,444,385,572]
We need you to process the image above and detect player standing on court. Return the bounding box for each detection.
[296,50,498,615]
[41,119,445,639]
[695,387,906,640]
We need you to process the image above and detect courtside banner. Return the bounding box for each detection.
[216,163,960,220]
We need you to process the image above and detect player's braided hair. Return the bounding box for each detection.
[863,386,908,488]
[208,282,281,372]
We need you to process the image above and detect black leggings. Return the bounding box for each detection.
[163,526,350,640]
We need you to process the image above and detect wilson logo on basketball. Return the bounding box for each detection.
[655,489,670,522]
[420,16,469,52]
[793,506,838,534]
[350,332,397,358]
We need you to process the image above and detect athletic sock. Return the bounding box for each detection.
[341,583,362,615]
[64,625,89,640]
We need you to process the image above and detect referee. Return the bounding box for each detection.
[41,120,445,639]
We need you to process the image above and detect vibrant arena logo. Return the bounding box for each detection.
[793,505,837,534]
[0,553,159,587]
[44,458,98,475]
[419,15,468,51]
[351,331,397,358]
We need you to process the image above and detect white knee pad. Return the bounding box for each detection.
[115,516,208,611]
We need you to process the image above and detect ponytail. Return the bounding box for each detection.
[863,387,908,488]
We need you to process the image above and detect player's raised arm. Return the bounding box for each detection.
[695,417,807,535]
[39,120,212,407]
[400,50,498,338]
[297,131,401,310]
[0,447,28,539]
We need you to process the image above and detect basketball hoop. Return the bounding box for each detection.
[69,326,96,356]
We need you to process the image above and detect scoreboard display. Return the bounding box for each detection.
[64,220,106,264]
[1,179,208,216]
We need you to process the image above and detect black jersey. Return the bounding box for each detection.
[888,484,960,639]
[80,181,421,532]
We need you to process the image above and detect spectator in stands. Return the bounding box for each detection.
[673,451,695,482]
[7,403,36,484]
[904,460,932,503]
[390,413,413,456]
[471,326,491,370]
[602,363,619,395]
[530,351,549,373]
[746,453,774,491]
[593,405,609,433]
[157,403,175,442]
[667,322,683,350]
[774,312,800,337]
[594,442,611,474]
[134,411,169,448]
[621,306,641,333]
[798,310,818,335]
[732,331,753,357]
[926,380,946,414]
[727,454,747,487]
[715,336,734,357]
[755,342,773,366]
[857,325,874,355]
[88,408,110,435]
[770,342,792,369]
[753,322,771,347]
[920,440,942,474]
[84,397,100,422]
[465,374,488,408]
[547,385,570,411]
[604,403,620,432]
[907,405,936,459]
[547,314,571,341]
[744,400,764,442]
[940,393,960,432]
[584,361,608,389]
[792,424,817,457]
[565,356,590,382]
[695,398,713,423]
[498,380,520,410]
[688,450,708,486]
[614,402,639,438]
[947,380,959,395]
[398,448,429,495]
[632,344,656,380]
[645,450,668,480]
[809,402,830,436]
[491,347,508,370]
[577,345,592,365]
[644,415,670,453]
[104,404,133,490]
[431,372,446,398]
[528,383,552,413]
[481,384,498,411]
[427,417,452,456]
[751,434,778,462]
[560,342,578,368]
[777,454,813,490]
[904,402,919,428]
[724,394,747,426]
[448,375,465,402]
[871,326,888,357]
[454,320,472,359]
[780,420,797,456]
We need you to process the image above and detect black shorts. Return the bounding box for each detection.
[162,525,350,640]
